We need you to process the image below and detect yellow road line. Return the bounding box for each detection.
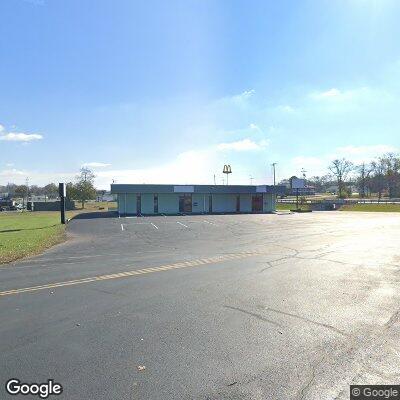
[0,252,260,297]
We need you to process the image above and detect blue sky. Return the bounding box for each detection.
[1,0,400,188]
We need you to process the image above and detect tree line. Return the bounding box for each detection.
[307,152,400,198]
[2,153,400,202]
[1,167,98,208]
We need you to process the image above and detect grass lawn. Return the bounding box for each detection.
[340,204,400,212]
[0,211,66,264]
[73,201,117,211]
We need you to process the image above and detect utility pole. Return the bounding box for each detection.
[271,163,277,186]
[24,177,29,211]
[250,176,253,185]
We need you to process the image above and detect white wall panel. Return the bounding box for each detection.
[212,194,236,212]
[240,194,252,212]
[158,194,179,214]
[141,193,154,214]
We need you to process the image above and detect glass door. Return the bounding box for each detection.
[179,194,192,213]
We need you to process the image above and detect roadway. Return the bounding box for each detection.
[1,211,400,399]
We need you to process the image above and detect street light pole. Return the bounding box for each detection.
[271,163,277,185]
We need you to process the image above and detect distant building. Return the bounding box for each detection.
[96,191,116,202]
[111,184,286,215]
[29,195,55,202]
[326,185,339,194]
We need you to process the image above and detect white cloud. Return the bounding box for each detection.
[0,168,75,186]
[0,168,26,178]
[309,87,379,103]
[7,142,392,189]
[0,132,43,142]
[95,148,220,187]
[335,145,397,158]
[234,89,255,100]
[82,162,111,168]
[276,105,296,113]
[225,89,255,105]
[0,123,43,142]
[5,163,14,167]
[249,123,260,131]
[94,139,270,188]
[312,88,341,99]
[289,156,326,177]
[217,138,269,151]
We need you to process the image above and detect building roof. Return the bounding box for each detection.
[111,184,286,195]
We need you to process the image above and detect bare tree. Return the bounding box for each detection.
[370,159,386,200]
[380,153,400,198]
[78,167,95,184]
[356,162,373,198]
[307,175,330,193]
[328,158,353,198]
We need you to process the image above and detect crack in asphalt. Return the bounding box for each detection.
[385,309,400,328]
[223,305,282,328]
[264,307,350,338]
[297,354,327,400]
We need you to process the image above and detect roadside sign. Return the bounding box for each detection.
[58,183,66,224]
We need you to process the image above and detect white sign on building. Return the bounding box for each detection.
[174,185,194,193]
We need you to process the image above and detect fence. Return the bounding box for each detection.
[277,198,400,205]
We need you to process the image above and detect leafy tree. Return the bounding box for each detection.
[66,182,76,200]
[328,158,353,198]
[73,167,97,208]
[14,185,28,198]
[43,183,59,198]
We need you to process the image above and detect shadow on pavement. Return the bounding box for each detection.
[70,211,119,220]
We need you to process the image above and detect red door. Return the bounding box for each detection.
[252,194,263,212]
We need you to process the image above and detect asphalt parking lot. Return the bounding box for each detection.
[1,211,400,399]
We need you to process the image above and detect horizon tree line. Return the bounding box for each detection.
[1,167,98,208]
[2,153,400,201]
[306,152,400,198]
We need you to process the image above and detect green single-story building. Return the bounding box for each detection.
[110,184,285,215]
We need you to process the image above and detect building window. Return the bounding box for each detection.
[236,195,240,212]
[154,194,158,214]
